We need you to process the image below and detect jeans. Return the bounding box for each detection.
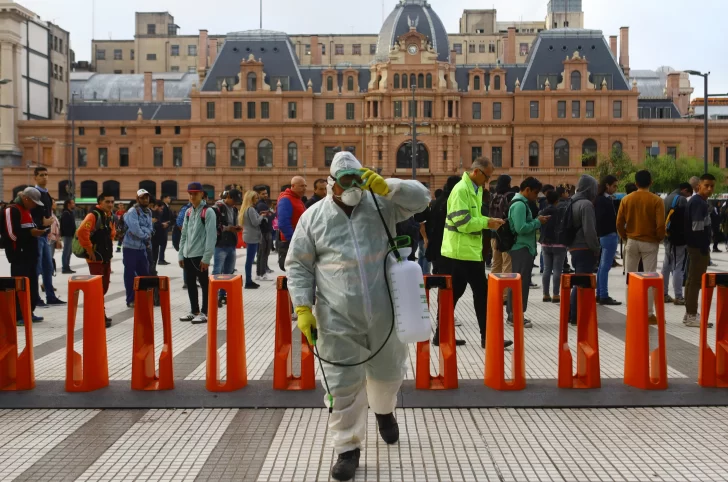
[183,256,209,315]
[246,243,259,285]
[685,247,710,315]
[570,250,598,323]
[257,232,272,276]
[436,256,487,339]
[662,242,687,299]
[36,237,57,301]
[541,246,567,297]
[213,246,237,300]
[417,238,430,275]
[507,247,535,318]
[62,236,73,271]
[123,248,150,304]
[597,233,619,299]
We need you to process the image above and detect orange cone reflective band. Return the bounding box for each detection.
[132,277,174,390]
[0,277,35,391]
[558,274,601,389]
[66,275,109,392]
[207,274,247,392]
[624,273,667,390]
[416,275,457,390]
[273,277,315,390]
[485,273,525,391]
[698,273,728,388]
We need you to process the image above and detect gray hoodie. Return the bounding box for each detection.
[569,175,600,255]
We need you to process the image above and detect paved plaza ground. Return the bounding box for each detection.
[0,244,727,481]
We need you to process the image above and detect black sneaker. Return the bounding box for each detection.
[61,269,76,274]
[105,316,112,328]
[36,300,48,309]
[158,261,171,265]
[599,297,622,306]
[483,339,514,349]
[331,449,360,481]
[375,413,399,444]
[245,284,259,290]
[46,298,66,306]
[432,331,466,347]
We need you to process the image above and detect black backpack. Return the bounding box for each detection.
[495,199,527,252]
[556,198,588,246]
[489,193,510,220]
[665,195,687,246]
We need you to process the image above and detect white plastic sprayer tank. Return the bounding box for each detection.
[387,247,431,343]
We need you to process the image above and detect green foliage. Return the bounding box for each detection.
[587,147,637,188]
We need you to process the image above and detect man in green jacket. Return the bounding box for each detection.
[437,158,511,349]
[506,177,549,328]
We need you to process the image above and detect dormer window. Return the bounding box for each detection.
[327,76,334,92]
[571,71,581,91]
[247,72,257,92]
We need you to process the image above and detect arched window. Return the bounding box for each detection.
[426,73,432,89]
[582,138,598,167]
[474,76,481,91]
[418,74,424,88]
[571,71,581,91]
[138,180,156,199]
[206,142,216,167]
[161,180,178,199]
[347,76,354,91]
[409,74,416,89]
[554,139,570,167]
[612,141,623,155]
[327,76,334,92]
[230,139,245,167]
[58,180,72,199]
[247,72,257,92]
[80,180,98,199]
[494,75,501,91]
[258,139,273,167]
[102,180,120,199]
[394,74,400,89]
[287,142,298,167]
[528,142,539,167]
[396,141,429,169]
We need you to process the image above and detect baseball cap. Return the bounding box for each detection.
[21,187,44,206]
[136,189,150,197]
[187,182,203,193]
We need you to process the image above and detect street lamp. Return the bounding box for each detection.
[69,92,78,199]
[685,70,710,173]
[407,83,431,180]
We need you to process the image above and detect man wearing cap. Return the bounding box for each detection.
[178,182,217,324]
[122,189,154,308]
[276,176,307,271]
[2,187,49,324]
[286,152,430,481]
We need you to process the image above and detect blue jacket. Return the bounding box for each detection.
[123,206,153,251]
[176,203,191,228]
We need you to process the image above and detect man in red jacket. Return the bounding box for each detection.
[277,176,307,271]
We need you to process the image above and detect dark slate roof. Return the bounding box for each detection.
[67,102,191,121]
[521,28,630,91]
[454,65,527,92]
[202,30,305,92]
[298,66,372,93]
[376,0,450,63]
[637,99,681,119]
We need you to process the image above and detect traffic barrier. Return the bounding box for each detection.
[416,275,457,390]
[66,275,109,392]
[0,277,35,391]
[207,274,247,392]
[698,273,728,388]
[624,273,667,390]
[273,277,315,390]
[485,273,525,390]
[558,274,600,389]
[131,277,174,390]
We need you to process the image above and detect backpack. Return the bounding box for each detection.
[72,210,102,259]
[555,198,587,246]
[665,195,687,246]
[494,199,527,252]
[489,193,509,220]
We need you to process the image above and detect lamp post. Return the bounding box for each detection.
[70,92,77,199]
[411,83,417,180]
[685,70,710,173]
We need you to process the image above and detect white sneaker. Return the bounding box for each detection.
[259,274,271,281]
[180,313,195,322]
[684,314,700,328]
[191,313,208,324]
[523,319,533,329]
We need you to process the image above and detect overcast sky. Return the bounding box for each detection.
[21,0,727,97]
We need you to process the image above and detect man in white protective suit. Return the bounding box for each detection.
[286,151,431,481]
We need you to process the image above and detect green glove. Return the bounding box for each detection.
[295,306,317,345]
[361,169,390,196]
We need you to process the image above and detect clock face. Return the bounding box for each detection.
[407,45,418,55]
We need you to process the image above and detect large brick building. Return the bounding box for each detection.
[3,0,727,201]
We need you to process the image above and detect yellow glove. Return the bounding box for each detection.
[361,169,390,196]
[295,306,317,345]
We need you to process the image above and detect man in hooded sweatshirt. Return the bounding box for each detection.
[567,175,601,325]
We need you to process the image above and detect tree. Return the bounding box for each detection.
[587,147,637,189]
[622,156,725,194]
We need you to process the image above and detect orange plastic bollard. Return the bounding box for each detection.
[131,277,174,390]
[698,273,728,388]
[485,273,525,390]
[624,272,667,390]
[558,274,601,389]
[415,275,457,390]
[66,275,109,392]
[0,277,35,391]
[273,277,315,390]
[207,274,247,392]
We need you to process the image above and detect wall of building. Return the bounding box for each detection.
[49,23,70,119]
[93,40,135,73]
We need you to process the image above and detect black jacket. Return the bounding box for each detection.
[594,194,617,237]
[305,194,324,210]
[3,203,39,263]
[30,188,52,228]
[214,201,239,248]
[256,199,272,234]
[60,209,76,237]
[538,204,567,245]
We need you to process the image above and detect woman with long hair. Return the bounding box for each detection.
[238,190,268,289]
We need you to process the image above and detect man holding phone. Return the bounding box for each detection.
[31,167,65,306]
[212,189,242,306]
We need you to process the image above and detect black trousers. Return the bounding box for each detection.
[437,255,487,338]
[278,241,290,271]
[11,260,39,319]
[158,230,168,262]
[183,256,209,315]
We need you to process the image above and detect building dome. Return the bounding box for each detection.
[375,0,450,62]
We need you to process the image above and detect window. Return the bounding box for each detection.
[714,147,721,167]
[121,126,127,136]
[60,66,63,79]
[530,101,539,119]
[206,142,216,167]
[346,103,355,120]
[155,126,161,135]
[394,74,400,89]
[171,45,179,56]
[258,140,273,167]
[667,146,677,159]
[471,146,482,161]
[572,101,580,118]
[612,141,623,155]
[613,100,622,119]
[96,49,105,60]
[114,49,122,60]
[188,45,197,56]
[231,140,245,167]
[494,75,501,91]
[473,102,482,120]
[153,147,163,167]
[409,100,417,118]
[100,127,106,136]
[352,44,361,55]
[53,64,58,79]
[373,101,379,118]
[130,49,135,60]
[99,148,108,168]
[234,102,242,119]
[453,43,462,55]
[469,44,476,53]
[489,42,496,53]
[448,100,454,118]
[305,44,311,55]
[59,39,63,53]
[474,76,481,91]
[593,74,613,90]
[557,101,566,118]
[409,74,416,88]
[570,71,581,90]
[168,24,177,36]
[321,44,326,55]
[493,102,502,120]
[288,142,298,167]
[347,76,354,91]
[443,150,447,161]
[119,147,129,167]
[325,147,337,167]
[207,102,215,119]
[370,44,377,55]
[335,44,344,55]
[554,139,569,166]
[113,69,123,74]
[528,142,539,167]
[173,147,183,167]
[538,74,559,90]
[78,148,87,167]
[188,66,196,73]
[146,53,157,61]
[394,101,402,118]
[247,72,257,91]
[479,44,486,53]
[418,74,424,88]
[261,102,270,119]
[247,101,256,119]
[288,102,297,119]
[426,73,432,89]
[326,76,334,92]
[491,147,503,167]
[586,101,594,118]
[174,126,181,135]
[147,24,156,35]
[326,103,334,120]
[519,43,529,56]
[582,139,597,167]
[423,101,432,118]
[171,66,179,72]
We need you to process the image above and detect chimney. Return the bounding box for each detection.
[667,71,690,116]
[504,27,516,64]
[619,27,630,73]
[156,79,165,102]
[609,36,618,59]
[209,38,218,66]
[144,72,153,102]
[198,29,208,72]
[311,35,321,65]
